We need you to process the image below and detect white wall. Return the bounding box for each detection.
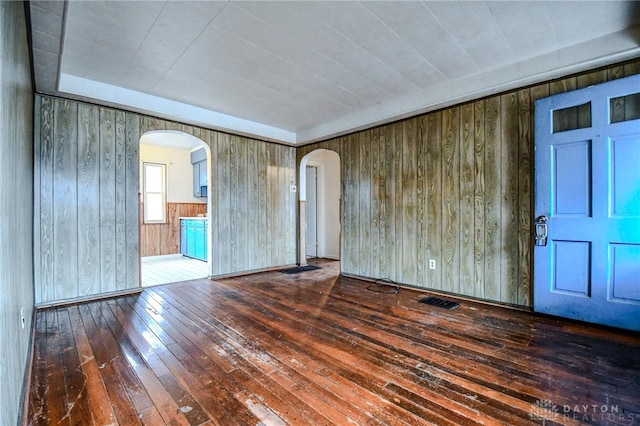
[306,150,340,259]
[0,2,34,425]
[140,144,206,203]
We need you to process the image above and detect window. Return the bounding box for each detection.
[143,162,167,223]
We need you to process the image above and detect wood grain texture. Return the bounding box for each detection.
[576,69,608,89]
[298,60,640,306]
[473,100,486,299]
[34,99,143,303]
[393,123,403,282]
[359,131,371,277]
[100,108,117,293]
[38,96,54,303]
[425,112,442,290]
[124,113,140,290]
[215,132,231,274]
[441,108,460,295]
[459,104,475,297]
[247,139,259,270]
[0,3,35,425]
[35,96,296,303]
[266,143,277,269]
[500,93,519,305]
[337,137,349,272]
[53,99,79,301]
[33,59,640,308]
[257,140,269,271]
[114,110,127,291]
[415,117,428,288]
[380,129,393,280]
[517,90,533,306]
[483,96,501,301]
[229,136,239,271]
[624,61,640,77]
[370,128,381,280]
[26,261,640,425]
[402,120,418,285]
[78,103,101,296]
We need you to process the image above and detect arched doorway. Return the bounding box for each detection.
[139,130,212,286]
[299,149,341,265]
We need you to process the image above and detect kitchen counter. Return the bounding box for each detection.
[180,218,208,261]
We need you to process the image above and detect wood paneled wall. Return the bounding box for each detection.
[34,97,297,303]
[34,97,140,303]
[0,2,34,425]
[138,118,297,276]
[34,60,639,307]
[140,202,207,256]
[298,59,640,308]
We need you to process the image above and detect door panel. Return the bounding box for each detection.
[610,244,640,302]
[535,74,640,332]
[612,135,640,216]
[305,166,318,258]
[553,140,591,216]
[552,240,590,296]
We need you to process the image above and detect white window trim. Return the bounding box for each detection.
[143,162,167,224]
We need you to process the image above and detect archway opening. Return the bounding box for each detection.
[299,149,341,266]
[139,130,212,286]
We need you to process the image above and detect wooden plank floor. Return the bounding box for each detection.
[26,259,640,425]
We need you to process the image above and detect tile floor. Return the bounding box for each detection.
[141,254,209,287]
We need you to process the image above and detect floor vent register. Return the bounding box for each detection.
[418,296,460,310]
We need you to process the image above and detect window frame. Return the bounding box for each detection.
[142,162,167,224]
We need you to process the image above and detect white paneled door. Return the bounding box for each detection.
[534,74,640,332]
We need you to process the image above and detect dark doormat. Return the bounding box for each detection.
[280,265,321,274]
[418,296,460,310]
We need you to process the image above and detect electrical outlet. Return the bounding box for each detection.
[20,307,25,329]
[429,259,436,270]
[290,185,297,193]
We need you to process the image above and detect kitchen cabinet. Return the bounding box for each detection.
[180,218,207,261]
[191,148,207,198]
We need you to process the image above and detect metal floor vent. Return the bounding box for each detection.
[280,265,321,274]
[418,296,460,310]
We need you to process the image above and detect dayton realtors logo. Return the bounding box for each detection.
[529,399,560,424]
[530,399,638,424]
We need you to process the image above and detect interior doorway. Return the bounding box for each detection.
[139,131,212,286]
[299,149,341,265]
[306,166,318,258]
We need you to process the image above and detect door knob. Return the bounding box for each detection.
[535,215,548,246]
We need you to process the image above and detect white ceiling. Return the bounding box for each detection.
[29,1,640,145]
